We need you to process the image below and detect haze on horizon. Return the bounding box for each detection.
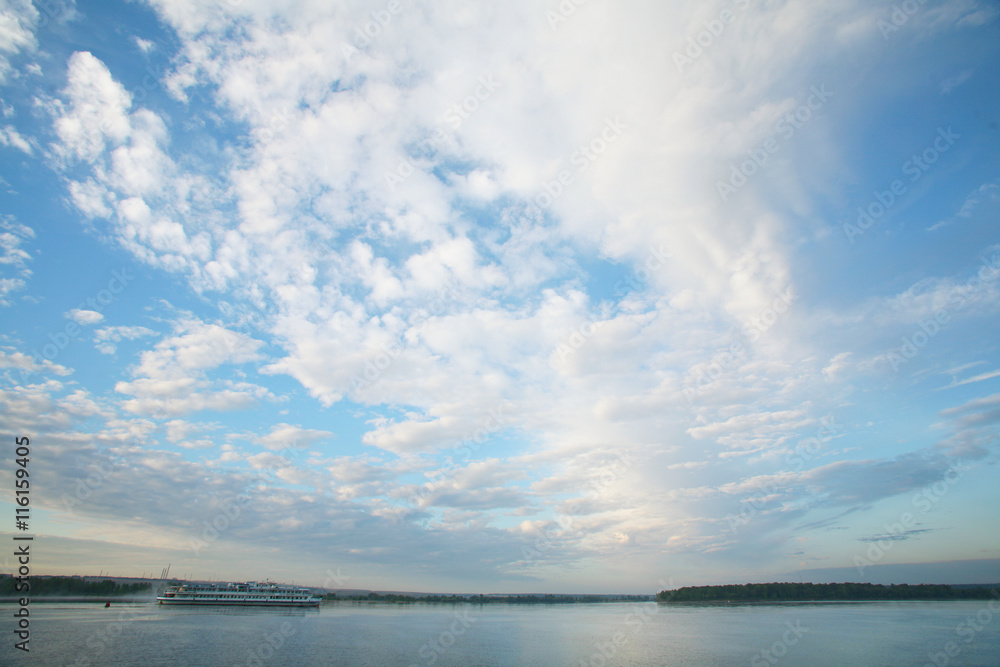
[0,0,998,595]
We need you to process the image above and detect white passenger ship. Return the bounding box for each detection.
[157,581,322,607]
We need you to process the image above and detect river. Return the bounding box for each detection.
[5,599,999,666]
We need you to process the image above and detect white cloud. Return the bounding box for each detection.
[0,0,38,82]
[53,51,132,163]
[940,369,1000,390]
[67,308,104,325]
[0,215,33,305]
[0,124,32,153]
[114,318,270,417]
[133,36,155,54]
[51,52,219,281]
[0,348,70,377]
[93,325,156,354]
[133,319,263,377]
[929,180,1000,230]
[164,418,201,443]
[254,423,333,451]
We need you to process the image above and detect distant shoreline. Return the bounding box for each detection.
[657,582,1000,603]
[0,596,156,604]
[1,596,997,607]
[5,576,997,604]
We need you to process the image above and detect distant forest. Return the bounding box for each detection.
[0,577,152,597]
[656,582,998,602]
[327,592,650,604]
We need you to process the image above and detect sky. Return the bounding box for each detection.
[0,0,998,595]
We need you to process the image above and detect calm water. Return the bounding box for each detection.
[5,600,999,666]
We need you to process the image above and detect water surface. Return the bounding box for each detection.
[6,600,999,666]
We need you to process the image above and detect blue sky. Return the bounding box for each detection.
[0,0,998,594]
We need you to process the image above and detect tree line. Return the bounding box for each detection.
[656,582,998,602]
[0,576,152,596]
